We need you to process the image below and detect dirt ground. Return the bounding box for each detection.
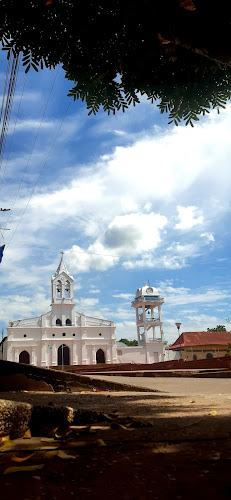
[1,376,231,499]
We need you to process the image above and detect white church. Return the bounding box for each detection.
[3,253,165,366]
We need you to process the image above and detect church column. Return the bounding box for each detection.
[31,348,36,366]
[142,303,147,342]
[52,345,57,365]
[41,342,47,366]
[112,341,118,364]
[92,346,96,364]
[82,342,87,365]
[72,342,77,365]
[106,348,111,364]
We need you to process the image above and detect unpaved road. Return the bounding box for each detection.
[91,375,231,396]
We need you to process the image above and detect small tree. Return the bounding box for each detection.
[207,325,226,332]
[225,343,231,356]
[119,338,138,346]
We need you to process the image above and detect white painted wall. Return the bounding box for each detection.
[6,324,117,367]
[117,342,165,364]
[164,349,180,361]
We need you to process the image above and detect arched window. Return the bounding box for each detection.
[66,318,71,326]
[19,350,30,364]
[206,352,213,359]
[65,280,70,298]
[56,280,62,299]
[96,349,105,364]
[56,319,62,326]
[57,344,70,366]
[193,354,197,360]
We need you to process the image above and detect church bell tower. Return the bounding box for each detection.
[131,283,164,345]
[51,252,75,327]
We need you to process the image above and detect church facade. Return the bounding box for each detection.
[6,253,118,367]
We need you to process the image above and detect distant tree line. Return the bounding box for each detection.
[207,325,227,332]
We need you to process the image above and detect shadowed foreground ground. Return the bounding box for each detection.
[0,376,231,499]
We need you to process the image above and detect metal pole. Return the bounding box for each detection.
[175,323,182,360]
[62,344,64,371]
[1,329,3,358]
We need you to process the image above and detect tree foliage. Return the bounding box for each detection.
[1,0,231,125]
[207,325,227,332]
[225,343,231,356]
[119,338,138,346]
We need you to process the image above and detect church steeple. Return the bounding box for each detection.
[51,252,74,305]
[54,251,70,277]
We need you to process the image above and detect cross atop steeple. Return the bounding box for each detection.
[54,251,70,277]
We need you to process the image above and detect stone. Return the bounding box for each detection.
[30,405,74,436]
[0,399,32,439]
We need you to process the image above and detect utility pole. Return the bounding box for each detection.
[1,329,4,358]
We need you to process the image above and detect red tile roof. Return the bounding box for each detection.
[169,331,231,350]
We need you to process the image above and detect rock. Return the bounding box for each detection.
[0,399,32,439]
[30,405,74,436]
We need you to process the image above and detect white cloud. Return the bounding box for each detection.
[65,244,119,273]
[9,119,55,133]
[76,297,99,310]
[61,212,167,273]
[115,321,137,340]
[104,212,167,256]
[123,254,188,270]
[1,293,50,323]
[3,99,231,301]
[167,242,199,258]
[200,232,215,243]
[175,206,204,230]
[113,293,134,300]
[88,289,101,294]
[158,283,229,307]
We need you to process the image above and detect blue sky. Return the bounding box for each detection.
[1,50,231,345]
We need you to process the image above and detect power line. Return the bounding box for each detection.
[0,54,21,168]
[0,73,27,192]
[0,54,12,126]
[3,66,60,237]
[6,98,71,250]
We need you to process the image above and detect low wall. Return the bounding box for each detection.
[52,355,231,374]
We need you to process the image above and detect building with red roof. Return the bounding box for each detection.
[168,331,231,361]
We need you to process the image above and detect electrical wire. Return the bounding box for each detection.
[0,73,27,192]
[3,66,60,234]
[0,54,21,169]
[0,54,12,126]
[5,98,71,250]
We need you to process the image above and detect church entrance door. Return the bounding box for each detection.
[57,344,70,366]
[96,349,105,364]
[19,350,30,364]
